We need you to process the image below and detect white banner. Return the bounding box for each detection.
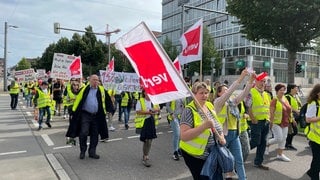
[51,53,80,80]
[99,70,141,93]
[36,69,47,79]
[14,68,36,82]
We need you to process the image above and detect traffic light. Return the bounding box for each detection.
[295,61,302,73]
[54,22,60,34]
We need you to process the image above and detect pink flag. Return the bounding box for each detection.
[115,22,191,104]
[68,56,82,79]
[178,18,203,65]
[173,57,182,76]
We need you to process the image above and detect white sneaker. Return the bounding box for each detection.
[63,115,67,119]
[264,146,269,155]
[109,126,116,131]
[277,154,291,162]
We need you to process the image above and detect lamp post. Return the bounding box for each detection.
[3,22,18,91]
[105,24,120,63]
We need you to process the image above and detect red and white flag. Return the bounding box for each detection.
[178,18,203,65]
[107,57,115,72]
[173,57,182,77]
[68,56,82,79]
[115,22,191,104]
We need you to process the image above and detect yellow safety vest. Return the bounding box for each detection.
[121,92,129,106]
[285,94,299,111]
[239,101,249,133]
[36,88,51,108]
[179,101,214,156]
[251,88,270,120]
[134,98,159,128]
[305,100,320,144]
[9,82,20,94]
[72,85,106,115]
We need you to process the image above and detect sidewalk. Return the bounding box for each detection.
[0,92,58,180]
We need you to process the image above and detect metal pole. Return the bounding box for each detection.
[107,24,111,63]
[3,22,7,91]
[181,5,188,78]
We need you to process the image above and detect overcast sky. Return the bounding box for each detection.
[0,0,162,67]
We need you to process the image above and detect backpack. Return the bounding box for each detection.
[299,101,319,128]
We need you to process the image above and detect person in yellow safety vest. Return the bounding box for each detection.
[66,74,114,160]
[9,78,20,110]
[132,91,140,110]
[245,72,271,170]
[267,83,293,162]
[107,89,116,131]
[26,81,35,107]
[238,101,250,162]
[120,91,132,130]
[305,84,320,179]
[284,83,301,151]
[64,80,80,145]
[134,89,160,167]
[179,82,225,179]
[34,81,52,130]
[166,98,185,161]
[214,68,254,180]
[205,79,214,104]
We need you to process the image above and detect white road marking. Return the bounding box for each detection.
[41,134,54,146]
[53,145,72,150]
[0,150,27,156]
[127,135,139,139]
[107,138,123,142]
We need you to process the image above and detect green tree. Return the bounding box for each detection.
[162,36,179,60]
[187,26,221,79]
[16,57,31,71]
[227,0,320,83]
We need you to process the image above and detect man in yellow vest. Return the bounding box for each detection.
[245,72,270,170]
[34,81,52,130]
[9,78,20,110]
[120,91,131,130]
[66,74,114,160]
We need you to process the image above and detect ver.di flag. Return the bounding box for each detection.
[107,57,115,72]
[68,56,82,79]
[173,57,182,77]
[115,22,191,104]
[178,18,203,65]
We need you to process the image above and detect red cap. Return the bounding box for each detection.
[256,72,268,81]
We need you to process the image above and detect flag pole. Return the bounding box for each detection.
[142,22,223,141]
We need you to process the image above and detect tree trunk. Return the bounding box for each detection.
[287,51,296,84]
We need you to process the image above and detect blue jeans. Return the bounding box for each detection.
[121,106,129,125]
[225,130,246,180]
[170,118,180,152]
[250,120,270,166]
[25,94,33,107]
[39,106,51,127]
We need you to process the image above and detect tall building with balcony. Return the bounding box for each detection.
[161,0,320,86]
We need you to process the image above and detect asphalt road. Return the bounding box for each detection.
[0,93,314,180]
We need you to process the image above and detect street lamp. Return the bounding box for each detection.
[3,22,18,91]
[105,24,120,63]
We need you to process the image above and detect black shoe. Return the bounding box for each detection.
[285,145,297,151]
[89,154,100,159]
[46,123,52,128]
[37,126,42,131]
[125,124,129,130]
[173,151,179,161]
[79,153,85,159]
[254,164,269,170]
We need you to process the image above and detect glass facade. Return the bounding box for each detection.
[161,0,320,84]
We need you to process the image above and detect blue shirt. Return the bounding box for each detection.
[82,87,98,113]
